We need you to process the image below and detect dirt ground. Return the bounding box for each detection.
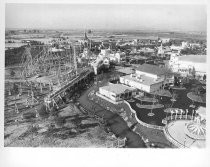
[4,102,116,147]
[4,67,115,147]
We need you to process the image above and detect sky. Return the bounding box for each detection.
[5,4,207,32]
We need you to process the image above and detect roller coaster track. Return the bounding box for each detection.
[46,68,93,100]
[21,44,75,78]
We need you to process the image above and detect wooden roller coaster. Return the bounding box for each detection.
[20,44,79,86]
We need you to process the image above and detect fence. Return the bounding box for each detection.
[105,137,127,148]
[162,115,194,125]
[124,101,164,130]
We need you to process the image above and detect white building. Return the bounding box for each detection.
[120,74,164,93]
[181,41,189,48]
[159,38,170,44]
[132,39,138,45]
[100,49,111,56]
[109,55,118,62]
[138,47,155,54]
[170,45,183,53]
[170,42,189,52]
[98,84,137,102]
[98,49,126,63]
[189,43,200,48]
[158,43,171,56]
[169,54,206,77]
[90,49,111,74]
[119,64,173,93]
[114,52,126,63]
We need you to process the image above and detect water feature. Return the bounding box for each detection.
[127,81,206,127]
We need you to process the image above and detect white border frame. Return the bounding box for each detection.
[0,0,209,167]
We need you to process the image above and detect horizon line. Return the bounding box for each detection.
[5,27,207,33]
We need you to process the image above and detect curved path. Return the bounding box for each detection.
[79,85,146,148]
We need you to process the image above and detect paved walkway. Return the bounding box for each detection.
[79,82,146,148]
[117,102,173,148]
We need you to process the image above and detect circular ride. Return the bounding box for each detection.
[164,107,206,148]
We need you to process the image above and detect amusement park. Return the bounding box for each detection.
[4,3,207,149]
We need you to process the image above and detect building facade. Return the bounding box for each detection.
[120,74,164,93]
[119,64,172,93]
[169,54,206,78]
[98,84,136,102]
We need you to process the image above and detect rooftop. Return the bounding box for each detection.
[164,46,171,52]
[51,48,65,52]
[139,47,155,53]
[136,64,168,76]
[117,67,134,75]
[100,83,135,95]
[121,74,164,86]
[178,55,206,63]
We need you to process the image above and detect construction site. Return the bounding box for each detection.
[4,32,128,148]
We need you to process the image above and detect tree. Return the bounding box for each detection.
[203,74,206,81]
[174,76,180,86]
[201,93,206,103]
[192,86,203,95]
[191,67,196,78]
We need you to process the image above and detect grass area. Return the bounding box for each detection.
[150,89,172,97]
[80,72,176,148]
[117,102,174,148]
[87,89,170,147]
[187,92,206,103]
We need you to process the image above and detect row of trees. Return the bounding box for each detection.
[180,47,205,55]
[23,29,40,33]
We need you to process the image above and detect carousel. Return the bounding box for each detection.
[164,106,206,148]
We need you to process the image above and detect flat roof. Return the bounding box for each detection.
[178,55,206,63]
[100,84,135,95]
[139,48,155,53]
[136,64,168,76]
[164,46,171,52]
[121,74,164,86]
[116,67,134,75]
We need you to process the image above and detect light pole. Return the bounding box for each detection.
[180,110,183,119]
[185,109,188,119]
[148,107,155,117]
[191,109,195,120]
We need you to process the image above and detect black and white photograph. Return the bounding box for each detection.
[0,0,209,167]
